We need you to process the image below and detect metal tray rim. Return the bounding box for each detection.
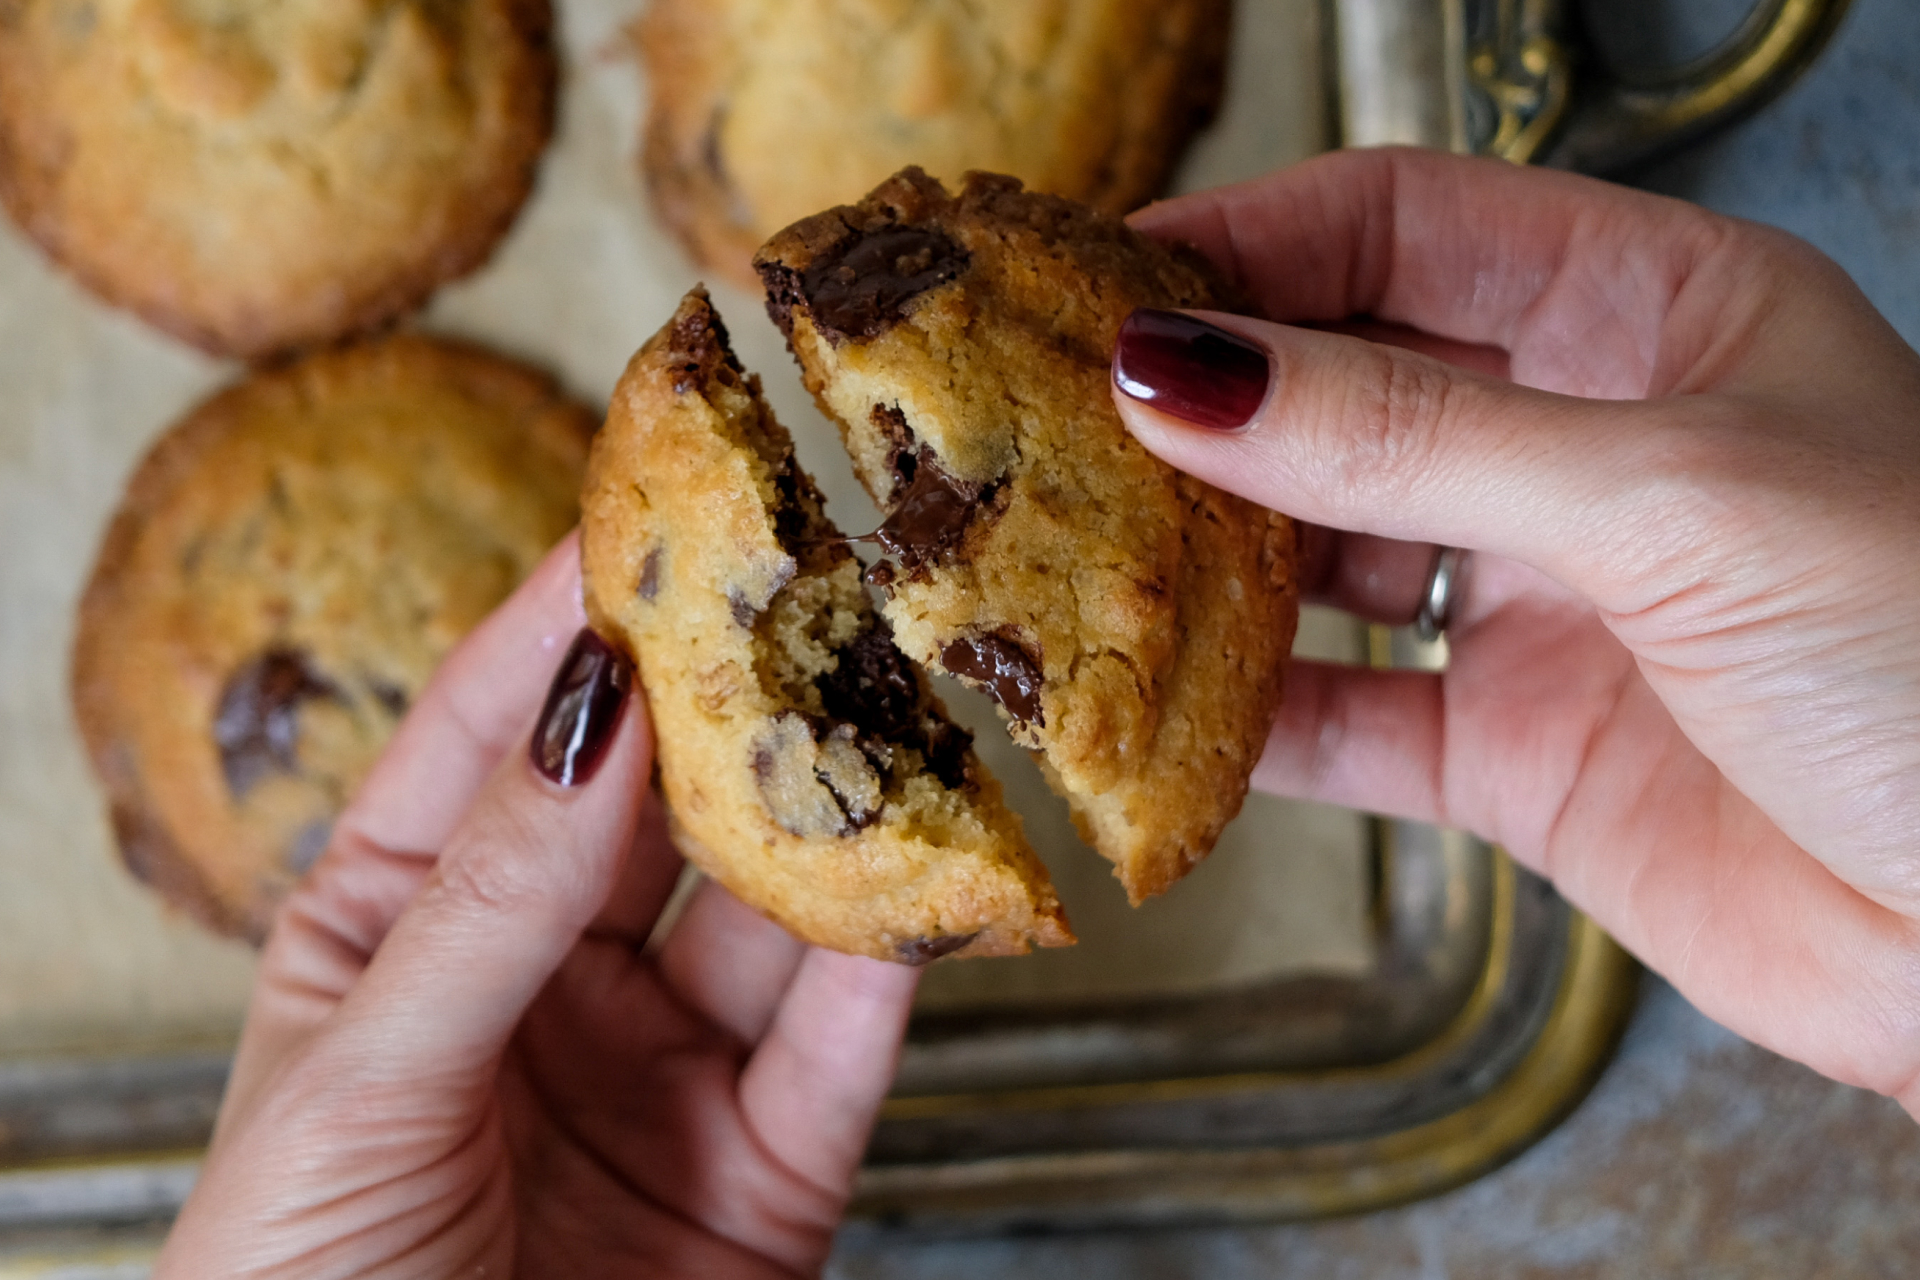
[850,882,1638,1232]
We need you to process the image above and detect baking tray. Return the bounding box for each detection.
[0,0,1661,1271]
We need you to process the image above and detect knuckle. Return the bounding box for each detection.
[1699,216,1847,317]
[1635,397,1794,524]
[1733,218,1826,279]
[1314,344,1453,516]
[1607,406,1760,560]
[430,812,556,923]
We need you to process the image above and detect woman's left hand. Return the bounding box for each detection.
[156,535,918,1278]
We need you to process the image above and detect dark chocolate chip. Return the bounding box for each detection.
[818,624,921,741]
[940,632,1046,726]
[214,649,337,798]
[870,403,918,501]
[770,463,815,553]
[815,723,883,831]
[825,792,876,832]
[863,560,896,588]
[759,225,969,342]
[667,294,742,393]
[918,719,975,791]
[368,678,410,718]
[872,448,998,572]
[865,401,999,566]
[637,547,663,601]
[890,443,919,500]
[753,715,856,838]
[811,624,978,794]
[896,932,980,966]
[728,589,758,627]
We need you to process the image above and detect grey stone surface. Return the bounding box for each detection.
[829,980,1920,1278]
[1635,0,1920,346]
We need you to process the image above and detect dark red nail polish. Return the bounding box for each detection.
[1113,309,1272,430]
[531,630,633,787]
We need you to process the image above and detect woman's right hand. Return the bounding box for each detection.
[1111,148,1920,1114]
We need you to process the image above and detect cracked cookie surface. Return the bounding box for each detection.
[0,0,555,358]
[582,288,1072,962]
[755,169,1298,901]
[636,0,1228,284]
[72,336,592,942]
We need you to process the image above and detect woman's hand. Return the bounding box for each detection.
[1113,147,1920,1115]
[156,537,918,1278]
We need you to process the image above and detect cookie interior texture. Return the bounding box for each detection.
[582,289,1072,963]
[754,168,1298,902]
[636,0,1228,285]
[0,0,555,359]
[72,336,593,942]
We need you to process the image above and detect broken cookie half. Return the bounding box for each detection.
[755,168,1299,902]
[582,288,1072,963]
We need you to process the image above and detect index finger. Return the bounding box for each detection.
[346,532,588,858]
[230,534,592,1120]
[1131,147,1748,400]
[266,534,587,967]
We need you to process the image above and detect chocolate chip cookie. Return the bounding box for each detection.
[755,169,1298,902]
[0,0,555,359]
[581,289,1072,962]
[72,336,593,942]
[636,0,1229,285]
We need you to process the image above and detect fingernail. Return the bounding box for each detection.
[1113,309,1272,431]
[531,630,633,787]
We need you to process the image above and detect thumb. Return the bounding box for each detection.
[1110,309,1673,589]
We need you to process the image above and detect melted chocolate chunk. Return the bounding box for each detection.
[863,560,896,589]
[941,632,1045,726]
[873,449,997,571]
[871,404,917,500]
[637,547,663,601]
[769,463,815,553]
[919,719,975,792]
[819,625,920,741]
[814,625,977,793]
[857,408,1000,571]
[214,649,336,797]
[896,932,980,966]
[760,225,969,342]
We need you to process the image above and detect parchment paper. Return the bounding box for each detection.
[0,0,1362,1052]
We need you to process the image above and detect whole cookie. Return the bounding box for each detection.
[73,335,593,942]
[755,168,1298,902]
[0,0,555,360]
[582,289,1072,963]
[637,0,1228,285]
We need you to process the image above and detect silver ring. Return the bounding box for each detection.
[1414,547,1470,642]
